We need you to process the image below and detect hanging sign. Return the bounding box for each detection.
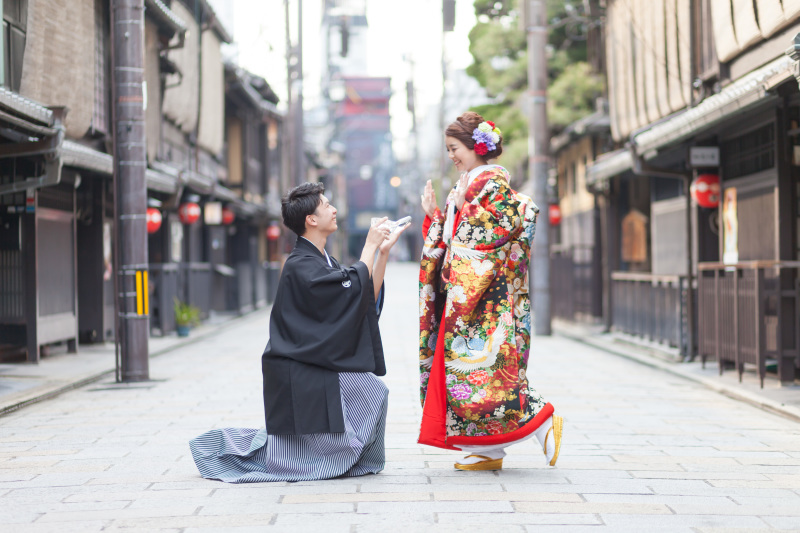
[689,146,720,168]
[722,188,739,265]
[204,202,222,225]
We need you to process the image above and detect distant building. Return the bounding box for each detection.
[336,77,397,258]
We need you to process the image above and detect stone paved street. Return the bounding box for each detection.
[1,263,799,532]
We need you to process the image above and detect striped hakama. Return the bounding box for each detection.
[189,372,388,483]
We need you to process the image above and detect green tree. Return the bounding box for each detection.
[466,0,604,180]
[548,61,605,128]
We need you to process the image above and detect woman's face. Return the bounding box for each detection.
[446,136,485,173]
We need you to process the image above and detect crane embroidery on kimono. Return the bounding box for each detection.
[445,323,507,373]
[449,243,486,260]
[422,245,445,259]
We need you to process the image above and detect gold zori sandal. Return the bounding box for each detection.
[454,455,503,471]
[544,415,564,466]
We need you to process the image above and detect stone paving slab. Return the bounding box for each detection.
[0,263,798,531]
[554,319,800,423]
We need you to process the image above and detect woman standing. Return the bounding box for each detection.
[418,112,562,471]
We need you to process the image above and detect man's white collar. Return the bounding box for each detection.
[301,236,332,267]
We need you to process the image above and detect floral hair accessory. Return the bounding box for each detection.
[472,120,502,156]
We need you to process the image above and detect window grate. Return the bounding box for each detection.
[38,185,74,212]
[721,123,775,180]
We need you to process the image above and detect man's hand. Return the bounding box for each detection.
[366,217,391,249]
[421,180,437,219]
[379,223,409,255]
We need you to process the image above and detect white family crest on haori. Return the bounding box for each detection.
[445,323,507,372]
[342,280,352,288]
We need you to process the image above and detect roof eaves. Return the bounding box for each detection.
[198,0,233,43]
[145,0,188,36]
[0,87,54,127]
[586,147,634,185]
[633,55,793,157]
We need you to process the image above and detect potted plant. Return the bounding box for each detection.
[174,298,201,337]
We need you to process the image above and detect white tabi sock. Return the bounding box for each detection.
[534,415,555,464]
[456,446,507,464]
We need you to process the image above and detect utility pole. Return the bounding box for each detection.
[440,0,455,190]
[295,0,305,185]
[405,56,420,186]
[527,0,552,335]
[439,32,447,181]
[283,0,306,188]
[284,0,294,189]
[111,0,149,381]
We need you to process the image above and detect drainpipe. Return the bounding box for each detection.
[628,142,695,361]
[0,106,66,197]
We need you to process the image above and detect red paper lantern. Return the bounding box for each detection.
[221,207,235,225]
[548,204,562,226]
[146,207,162,234]
[266,224,281,241]
[691,174,721,208]
[178,202,201,225]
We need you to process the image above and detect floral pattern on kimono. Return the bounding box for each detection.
[419,166,547,439]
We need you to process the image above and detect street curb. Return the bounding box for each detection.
[555,327,800,425]
[0,308,269,418]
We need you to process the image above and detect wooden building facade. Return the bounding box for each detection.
[583,0,800,385]
[0,0,287,362]
[550,108,610,323]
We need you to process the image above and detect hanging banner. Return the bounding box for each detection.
[722,187,739,265]
[621,209,648,263]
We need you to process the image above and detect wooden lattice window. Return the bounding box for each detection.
[722,123,775,180]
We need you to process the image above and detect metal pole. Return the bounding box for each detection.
[296,0,305,185]
[0,0,4,87]
[684,177,695,360]
[407,57,420,189]
[439,20,447,193]
[527,0,552,335]
[111,0,149,381]
[284,0,294,188]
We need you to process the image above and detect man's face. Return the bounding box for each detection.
[309,194,338,234]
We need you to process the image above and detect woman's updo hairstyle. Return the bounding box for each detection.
[444,111,503,159]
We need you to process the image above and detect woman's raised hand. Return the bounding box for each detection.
[421,180,437,219]
[454,172,468,209]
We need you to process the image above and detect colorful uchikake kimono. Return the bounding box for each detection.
[418,165,554,450]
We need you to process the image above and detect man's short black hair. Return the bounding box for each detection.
[281,182,325,236]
